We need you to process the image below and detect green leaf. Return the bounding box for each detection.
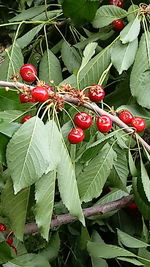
[79,42,97,71]
[39,232,60,262]
[62,0,99,26]
[111,38,138,74]
[7,116,50,193]
[91,231,108,267]
[0,122,20,137]
[78,144,116,202]
[0,45,23,82]
[0,110,23,122]
[1,178,30,240]
[120,17,141,44]
[61,41,81,73]
[39,50,62,85]
[0,134,9,165]
[127,5,139,22]
[128,150,137,177]
[35,171,56,241]
[140,160,150,202]
[3,253,51,267]
[0,242,12,264]
[17,24,43,49]
[130,32,150,108]
[92,5,127,28]
[0,91,31,111]
[117,257,143,266]
[117,228,149,248]
[31,10,62,21]
[87,241,136,258]
[9,5,49,21]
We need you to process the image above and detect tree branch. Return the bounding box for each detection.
[24,195,133,234]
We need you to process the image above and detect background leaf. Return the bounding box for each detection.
[117,228,149,248]
[61,41,81,73]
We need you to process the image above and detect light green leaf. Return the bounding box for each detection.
[118,257,143,266]
[120,17,141,44]
[0,122,20,137]
[130,32,150,108]
[111,38,138,74]
[1,178,30,240]
[127,5,139,22]
[9,5,49,21]
[87,241,136,258]
[35,171,56,241]
[17,24,43,49]
[39,232,60,262]
[0,110,23,123]
[92,5,127,28]
[61,41,81,73]
[79,42,97,71]
[39,50,62,85]
[31,10,62,21]
[7,116,50,193]
[141,160,150,202]
[117,228,149,248]
[128,150,137,177]
[0,45,23,82]
[78,144,116,202]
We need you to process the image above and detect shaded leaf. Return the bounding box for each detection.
[17,24,43,49]
[117,228,149,248]
[9,5,49,21]
[61,41,81,73]
[39,232,60,262]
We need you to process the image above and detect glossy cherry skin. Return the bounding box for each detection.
[31,86,49,102]
[74,112,92,130]
[97,115,112,133]
[131,117,146,132]
[20,64,37,82]
[109,0,123,8]
[112,19,124,31]
[21,115,32,124]
[68,127,85,144]
[119,110,133,124]
[0,223,6,232]
[10,245,17,254]
[6,237,13,245]
[20,93,29,103]
[88,84,105,102]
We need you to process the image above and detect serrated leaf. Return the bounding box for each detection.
[78,144,116,202]
[117,229,149,248]
[120,17,141,44]
[87,241,136,258]
[92,5,127,28]
[39,50,62,85]
[35,171,56,241]
[111,38,138,74]
[1,178,30,240]
[0,45,23,82]
[9,5,49,21]
[61,41,81,73]
[130,32,150,108]
[7,116,50,193]
[17,24,43,49]
[140,160,150,202]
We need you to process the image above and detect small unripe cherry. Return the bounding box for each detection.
[31,86,49,102]
[74,112,92,130]
[112,19,124,31]
[88,84,105,102]
[21,115,32,124]
[68,127,85,144]
[119,110,133,125]
[131,117,146,132]
[97,115,112,133]
[0,223,6,232]
[20,64,37,83]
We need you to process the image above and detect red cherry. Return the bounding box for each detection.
[127,203,140,216]
[6,237,13,245]
[112,19,124,31]
[20,64,37,83]
[43,84,53,93]
[127,203,137,210]
[74,112,92,130]
[119,110,133,125]
[21,115,32,124]
[97,115,112,133]
[0,223,6,232]
[31,86,49,102]
[27,97,36,103]
[88,84,105,102]
[20,94,29,103]
[68,127,85,144]
[131,117,146,132]
[109,0,123,8]
[10,245,17,254]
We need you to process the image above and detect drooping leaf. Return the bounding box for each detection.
[127,5,139,22]
[39,50,62,85]
[7,116,50,193]
[78,144,116,202]
[92,5,127,28]
[35,171,56,241]
[39,232,60,262]
[91,231,108,267]
[9,5,49,21]
[62,0,99,26]
[79,42,98,71]
[1,177,30,240]
[61,41,81,73]
[117,228,149,248]
[120,17,141,44]
[128,150,137,177]
[117,257,143,266]
[0,45,23,82]
[140,159,150,202]
[130,32,150,108]
[111,38,138,74]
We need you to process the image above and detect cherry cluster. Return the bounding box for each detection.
[109,0,125,31]
[119,110,146,132]
[0,223,17,254]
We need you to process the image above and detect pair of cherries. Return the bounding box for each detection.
[119,110,146,132]
[0,223,17,254]
[109,0,124,31]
